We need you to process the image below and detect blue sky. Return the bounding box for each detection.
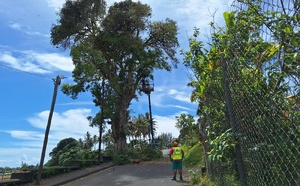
[0,0,231,168]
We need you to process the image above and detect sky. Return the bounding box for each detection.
[0,0,232,168]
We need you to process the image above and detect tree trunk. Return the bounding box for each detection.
[112,98,130,151]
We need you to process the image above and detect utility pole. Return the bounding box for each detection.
[147,92,154,143]
[36,75,64,184]
[140,78,154,143]
[98,80,105,163]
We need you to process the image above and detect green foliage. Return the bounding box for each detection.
[140,145,163,161]
[197,174,217,186]
[188,172,238,186]
[182,143,204,168]
[46,138,81,167]
[111,144,162,165]
[127,113,156,144]
[102,129,114,147]
[52,0,180,152]
[180,144,189,154]
[112,149,132,165]
[20,162,29,171]
[157,132,175,148]
[58,146,82,166]
[181,1,300,185]
[83,131,94,149]
[51,0,106,49]
[188,169,203,185]
[32,166,79,180]
[175,113,200,147]
[40,167,61,179]
[46,137,100,168]
[207,129,236,163]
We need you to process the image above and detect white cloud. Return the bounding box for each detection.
[167,104,194,111]
[9,23,22,30]
[0,49,73,74]
[0,52,18,65]
[58,101,95,106]
[154,110,199,139]
[27,108,98,140]
[1,108,100,168]
[0,147,42,168]
[168,89,191,103]
[24,51,74,72]
[154,114,180,138]
[8,131,44,141]
[0,51,50,74]
[146,68,195,108]
[9,22,49,37]
[46,0,64,10]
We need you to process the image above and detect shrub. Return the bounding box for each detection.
[197,174,217,186]
[32,166,80,180]
[111,145,163,164]
[140,144,163,161]
[112,149,132,165]
[188,169,202,185]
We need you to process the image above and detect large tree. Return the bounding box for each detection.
[46,137,80,166]
[175,113,199,146]
[51,0,179,151]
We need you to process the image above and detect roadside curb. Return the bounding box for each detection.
[25,162,115,186]
[53,163,115,186]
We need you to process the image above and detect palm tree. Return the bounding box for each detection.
[145,112,157,141]
[102,129,113,148]
[84,131,93,149]
[135,114,148,145]
[92,135,98,150]
[127,112,158,147]
[127,117,137,147]
[78,138,84,148]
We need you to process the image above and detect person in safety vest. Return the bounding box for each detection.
[169,141,184,181]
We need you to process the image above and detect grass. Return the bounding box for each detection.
[182,143,205,185]
[182,142,219,186]
[182,142,240,186]
[182,143,204,168]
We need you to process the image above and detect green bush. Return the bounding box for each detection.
[104,144,115,157]
[112,149,132,165]
[111,145,163,164]
[32,166,79,180]
[41,167,58,179]
[197,174,217,186]
[140,144,163,161]
[77,150,98,167]
[188,169,202,185]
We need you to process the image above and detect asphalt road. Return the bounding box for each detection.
[62,158,190,186]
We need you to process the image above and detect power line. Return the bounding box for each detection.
[0,63,53,81]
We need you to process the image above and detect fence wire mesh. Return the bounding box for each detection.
[198,0,300,185]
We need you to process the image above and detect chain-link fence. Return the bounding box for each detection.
[198,0,300,185]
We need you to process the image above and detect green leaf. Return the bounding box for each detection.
[283,27,291,33]
[291,37,299,47]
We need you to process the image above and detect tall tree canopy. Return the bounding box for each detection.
[175,113,199,146]
[51,0,179,151]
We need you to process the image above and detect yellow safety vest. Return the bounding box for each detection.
[171,147,182,160]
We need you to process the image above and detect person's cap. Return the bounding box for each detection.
[173,141,178,146]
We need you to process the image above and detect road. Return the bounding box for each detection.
[62,158,190,186]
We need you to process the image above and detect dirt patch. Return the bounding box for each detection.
[1,175,11,180]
